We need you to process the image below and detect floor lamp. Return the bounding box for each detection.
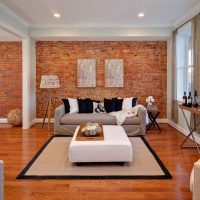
[40,75,60,131]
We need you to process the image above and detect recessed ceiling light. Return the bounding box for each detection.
[138,12,144,18]
[54,13,60,18]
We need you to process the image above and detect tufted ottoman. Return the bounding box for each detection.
[69,125,133,165]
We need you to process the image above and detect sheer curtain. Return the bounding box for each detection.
[192,14,200,132]
[171,30,178,123]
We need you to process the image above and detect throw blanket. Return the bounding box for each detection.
[110,105,149,126]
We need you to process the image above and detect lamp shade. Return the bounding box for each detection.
[40,75,60,89]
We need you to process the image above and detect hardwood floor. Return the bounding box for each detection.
[0,123,199,200]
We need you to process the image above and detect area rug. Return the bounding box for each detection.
[17,135,171,180]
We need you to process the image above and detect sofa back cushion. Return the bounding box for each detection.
[104,98,116,113]
[78,98,94,113]
[68,98,79,113]
[112,98,123,111]
[61,99,70,114]
[77,99,87,113]
[122,97,137,110]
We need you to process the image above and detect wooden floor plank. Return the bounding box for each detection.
[0,124,199,200]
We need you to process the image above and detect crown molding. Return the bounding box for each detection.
[29,23,172,29]
[29,27,172,41]
[173,2,200,29]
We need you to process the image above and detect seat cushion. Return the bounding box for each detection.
[60,113,140,125]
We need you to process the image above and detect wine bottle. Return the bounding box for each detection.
[187,92,192,107]
[193,90,198,108]
[183,92,187,106]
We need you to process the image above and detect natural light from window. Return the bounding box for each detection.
[176,21,193,100]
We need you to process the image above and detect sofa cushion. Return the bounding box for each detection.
[60,113,140,125]
[77,99,87,113]
[122,97,137,110]
[77,98,93,113]
[104,98,115,113]
[112,98,123,111]
[61,99,70,113]
[68,98,79,113]
[86,98,93,113]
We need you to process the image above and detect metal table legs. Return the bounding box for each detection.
[180,107,200,154]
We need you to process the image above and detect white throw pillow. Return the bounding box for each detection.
[122,97,133,110]
[93,102,99,113]
[68,98,78,113]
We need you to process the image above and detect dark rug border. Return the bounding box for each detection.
[16,135,172,180]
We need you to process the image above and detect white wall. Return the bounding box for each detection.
[22,38,36,128]
[30,39,36,123]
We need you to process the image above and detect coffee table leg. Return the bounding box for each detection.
[76,162,82,166]
[76,162,125,166]
[118,162,124,166]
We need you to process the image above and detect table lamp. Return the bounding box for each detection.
[40,75,60,131]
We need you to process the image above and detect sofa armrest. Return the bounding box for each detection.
[54,104,65,124]
[0,160,4,200]
[190,159,200,200]
[137,106,147,135]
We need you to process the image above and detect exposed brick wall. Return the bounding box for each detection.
[0,42,22,118]
[36,41,167,118]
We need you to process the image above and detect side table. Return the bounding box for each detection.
[146,106,161,131]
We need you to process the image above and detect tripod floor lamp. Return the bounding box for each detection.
[40,75,60,131]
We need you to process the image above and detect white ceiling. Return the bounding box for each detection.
[0,0,199,28]
[0,0,199,40]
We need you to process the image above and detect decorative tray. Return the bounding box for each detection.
[76,123,104,141]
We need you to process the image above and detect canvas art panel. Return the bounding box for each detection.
[105,59,124,87]
[77,59,96,87]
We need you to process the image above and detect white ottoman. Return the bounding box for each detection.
[69,125,133,164]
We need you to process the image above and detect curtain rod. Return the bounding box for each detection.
[176,13,199,30]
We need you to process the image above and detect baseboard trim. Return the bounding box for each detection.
[167,120,188,135]
[35,118,54,123]
[29,119,37,127]
[0,118,7,123]
[168,119,200,145]
[157,119,168,123]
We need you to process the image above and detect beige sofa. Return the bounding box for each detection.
[190,159,200,200]
[54,104,147,136]
[0,161,4,200]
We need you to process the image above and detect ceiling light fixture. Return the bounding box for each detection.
[138,12,144,18]
[54,13,60,18]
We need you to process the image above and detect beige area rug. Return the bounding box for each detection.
[17,136,171,179]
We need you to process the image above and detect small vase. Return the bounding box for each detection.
[147,101,153,107]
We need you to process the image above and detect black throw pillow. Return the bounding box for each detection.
[104,98,115,113]
[112,98,123,111]
[61,99,70,114]
[77,99,87,113]
[132,97,138,107]
[85,98,93,113]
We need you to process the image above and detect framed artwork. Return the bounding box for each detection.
[77,59,96,87]
[105,59,124,87]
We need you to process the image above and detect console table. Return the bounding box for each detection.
[179,105,200,154]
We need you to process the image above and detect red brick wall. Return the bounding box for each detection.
[0,42,22,118]
[36,41,167,118]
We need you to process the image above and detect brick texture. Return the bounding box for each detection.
[36,41,167,118]
[0,42,22,118]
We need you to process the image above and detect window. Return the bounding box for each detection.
[176,21,193,99]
